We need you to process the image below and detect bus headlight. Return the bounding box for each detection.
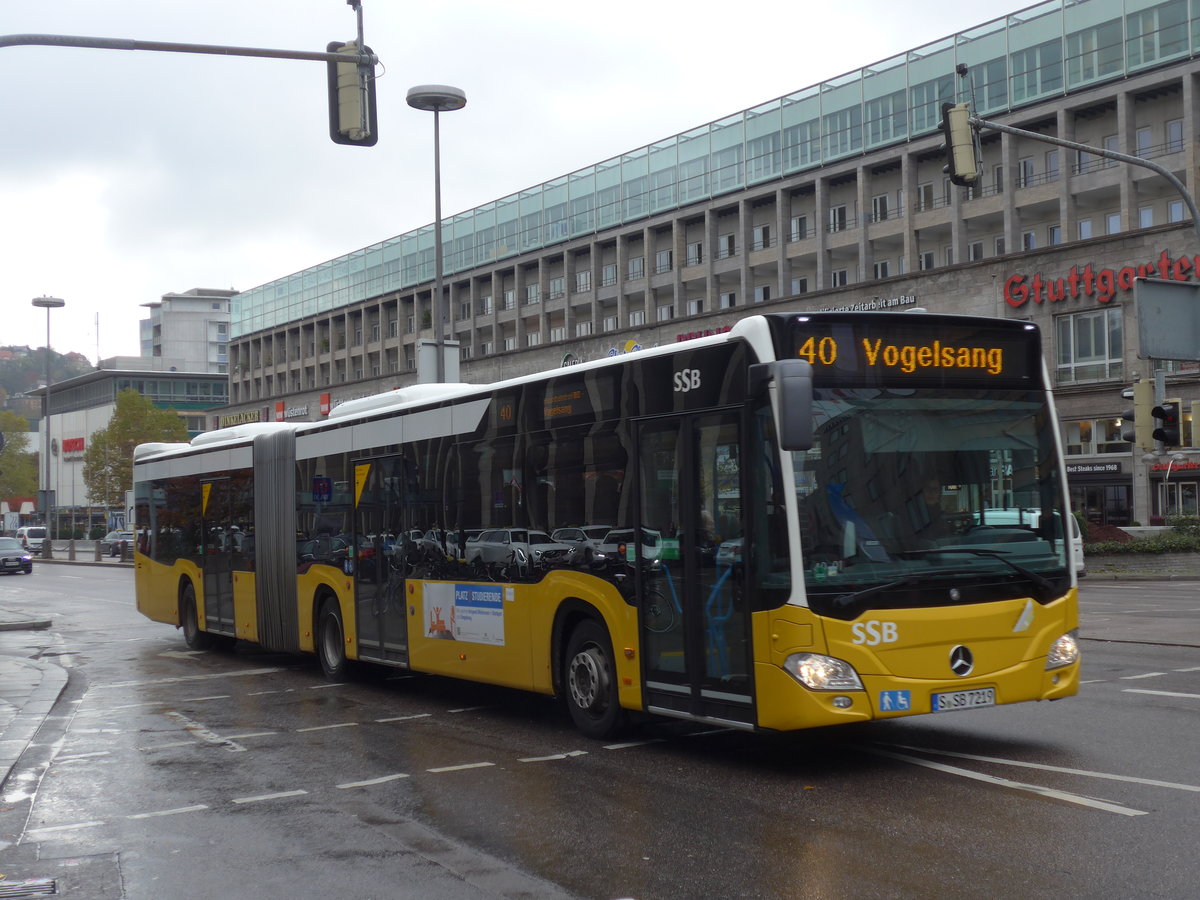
[783,653,864,691]
[1046,630,1080,670]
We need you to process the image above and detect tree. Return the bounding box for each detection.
[0,410,38,500]
[83,389,188,507]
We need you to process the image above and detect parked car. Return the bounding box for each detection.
[550,527,607,564]
[101,530,135,557]
[16,526,46,552]
[0,537,33,574]
[599,527,662,563]
[465,529,571,566]
[969,509,1086,577]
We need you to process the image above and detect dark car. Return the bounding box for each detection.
[0,537,33,574]
[101,530,135,557]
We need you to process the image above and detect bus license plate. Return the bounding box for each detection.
[931,687,995,712]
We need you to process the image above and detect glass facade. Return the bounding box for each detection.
[231,0,1198,338]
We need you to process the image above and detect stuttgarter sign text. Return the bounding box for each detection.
[1005,249,1199,308]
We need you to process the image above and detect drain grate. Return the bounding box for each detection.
[0,880,57,898]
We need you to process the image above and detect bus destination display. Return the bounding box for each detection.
[789,316,1039,387]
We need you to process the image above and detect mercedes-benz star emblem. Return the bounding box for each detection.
[949,645,974,677]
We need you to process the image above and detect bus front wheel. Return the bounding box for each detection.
[563,619,626,739]
[180,582,214,651]
[317,598,348,681]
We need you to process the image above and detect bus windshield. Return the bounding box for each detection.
[794,387,1070,620]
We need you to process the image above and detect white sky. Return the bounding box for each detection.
[2,0,1020,362]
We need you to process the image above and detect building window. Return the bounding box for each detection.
[752,224,772,250]
[1045,150,1060,182]
[503,289,516,309]
[657,305,674,322]
[479,341,493,356]
[477,296,493,315]
[603,315,618,332]
[627,256,645,280]
[916,183,934,212]
[629,310,646,327]
[791,277,808,294]
[919,251,935,271]
[575,321,593,337]
[828,205,847,233]
[1056,308,1123,385]
[994,237,1005,256]
[1062,418,1130,456]
[1048,224,1062,245]
[719,291,737,309]
[460,345,473,360]
[549,326,566,342]
[1106,213,1121,235]
[831,269,848,288]
[525,284,541,304]
[1102,135,1119,166]
[1166,119,1184,153]
[1076,149,1098,174]
[459,302,472,321]
[686,298,704,315]
[503,336,517,351]
[1017,157,1034,188]
[789,214,809,241]
[1135,127,1153,157]
[969,241,984,261]
[753,285,771,303]
[574,271,591,293]
[601,264,617,287]
[870,194,889,222]
[717,233,736,259]
[1139,207,1154,228]
[1169,199,1185,222]
[548,277,565,299]
[1078,218,1093,240]
[655,249,672,273]
[526,331,542,346]
[872,260,890,279]
[686,241,703,266]
[406,315,416,334]
[1022,231,1036,251]
[992,165,1004,194]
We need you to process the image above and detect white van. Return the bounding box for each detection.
[16,526,46,552]
[973,510,1085,577]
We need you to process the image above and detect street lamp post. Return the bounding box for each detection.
[31,295,65,553]
[406,84,466,383]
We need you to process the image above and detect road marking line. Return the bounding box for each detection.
[139,741,197,751]
[448,705,490,713]
[1079,679,1106,684]
[1124,688,1200,701]
[863,747,1148,816]
[232,790,308,804]
[248,689,292,696]
[376,713,432,723]
[309,683,345,689]
[1176,666,1200,672]
[26,821,106,836]
[297,722,358,733]
[180,695,231,702]
[56,751,111,762]
[604,739,664,750]
[427,762,495,773]
[164,710,246,752]
[1120,672,1166,680]
[884,743,1200,793]
[97,667,283,689]
[127,805,209,819]
[336,773,410,789]
[519,750,588,762]
[223,731,277,739]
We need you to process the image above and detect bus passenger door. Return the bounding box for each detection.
[635,412,754,727]
[200,478,236,636]
[353,457,410,665]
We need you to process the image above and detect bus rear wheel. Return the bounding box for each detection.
[563,619,626,739]
[180,582,214,651]
[317,598,348,681]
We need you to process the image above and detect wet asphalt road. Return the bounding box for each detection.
[1,567,1198,899]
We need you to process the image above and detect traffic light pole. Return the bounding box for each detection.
[966,114,1200,242]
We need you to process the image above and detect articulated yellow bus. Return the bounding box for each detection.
[133,311,1079,738]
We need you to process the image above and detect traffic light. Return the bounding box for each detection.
[326,41,378,146]
[1120,379,1153,449]
[1152,401,1181,447]
[939,102,978,187]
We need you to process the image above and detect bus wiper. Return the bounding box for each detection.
[900,547,1057,602]
[829,576,920,619]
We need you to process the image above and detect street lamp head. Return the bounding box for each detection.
[406,85,466,113]
[32,295,66,309]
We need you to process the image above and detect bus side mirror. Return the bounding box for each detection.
[749,359,813,451]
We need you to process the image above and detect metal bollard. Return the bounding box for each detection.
[68,539,76,561]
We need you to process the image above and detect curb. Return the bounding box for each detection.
[0,656,69,791]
